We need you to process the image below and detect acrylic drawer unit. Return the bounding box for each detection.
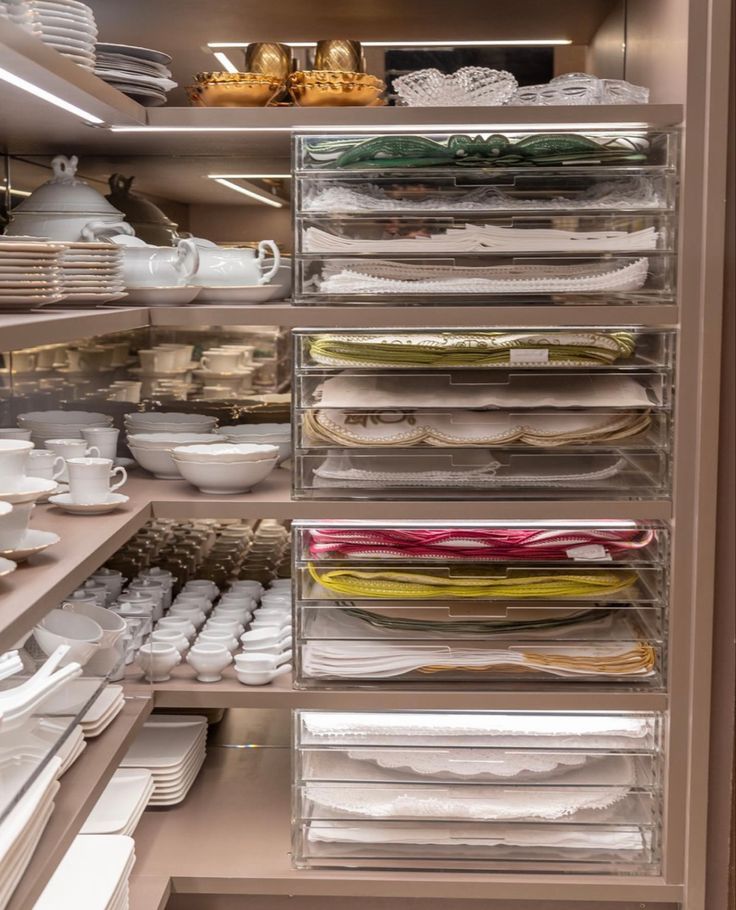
[293,521,668,688]
[292,710,664,873]
[292,329,674,500]
[293,129,678,305]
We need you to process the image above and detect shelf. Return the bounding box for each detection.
[124,665,668,712]
[6,695,153,910]
[0,308,150,352]
[0,499,151,653]
[128,876,170,910]
[149,304,680,329]
[0,471,671,652]
[131,745,683,902]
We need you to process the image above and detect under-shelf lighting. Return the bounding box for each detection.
[213,52,239,73]
[208,173,292,179]
[0,66,103,124]
[111,121,650,133]
[208,39,573,49]
[211,177,284,207]
[0,182,32,197]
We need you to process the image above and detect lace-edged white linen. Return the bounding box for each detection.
[313,453,627,489]
[315,374,658,409]
[305,779,630,821]
[301,711,655,747]
[303,179,666,214]
[313,257,650,294]
[304,224,660,254]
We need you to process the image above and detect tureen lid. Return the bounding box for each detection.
[13,156,125,216]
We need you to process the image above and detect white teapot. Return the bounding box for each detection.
[110,235,200,288]
[190,238,281,287]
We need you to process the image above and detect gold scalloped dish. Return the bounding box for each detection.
[187,75,284,107]
[288,70,385,107]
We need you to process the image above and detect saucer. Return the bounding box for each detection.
[0,556,17,577]
[0,529,60,561]
[48,492,130,514]
[124,286,201,306]
[0,477,58,504]
[35,481,67,503]
[196,285,274,304]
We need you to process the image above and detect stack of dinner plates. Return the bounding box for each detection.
[119,715,207,807]
[0,757,61,907]
[25,0,98,71]
[33,834,135,910]
[94,43,176,106]
[0,237,64,310]
[81,769,154,836]
[59,242,126,305]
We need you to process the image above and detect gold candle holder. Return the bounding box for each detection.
[244,42,293,80]
[314,39,365,74]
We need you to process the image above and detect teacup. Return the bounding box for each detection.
[200,349,249,373]
[235,664,291,686]
[0,500,33,550]
[218,344,255,365]
[0,440,34,491]
[156,344,193,370]
[137,642,181,682]
[138,348,179,374]
[82,427,120,461]
[186,642,232,682]
[0,429,32,441]
[151,628,189,654]
[27,449,65,482]
[66,457,127,505]
[45,439,101,483]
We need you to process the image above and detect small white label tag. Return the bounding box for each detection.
[566,544,612,561]
[510,348,549,364]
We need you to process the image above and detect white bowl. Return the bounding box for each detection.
[171,443,279,464]
[126,432,225,450]
[61,601,126,648]
[128,446,182,479]
[221,424,291,464]
[34,609,103,666]
[172,453,278,494]
[124,411,217,433]
[18,410,111,427]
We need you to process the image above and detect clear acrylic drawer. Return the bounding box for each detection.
[296,170,677,215]
[295,252,674,303]
[294,603,664,687]
[295,213,674,257]
[294,449,670,500]
[294,328,676,372]
[294,130,678,172]
[293,709,663,872]
[294,520,669,566]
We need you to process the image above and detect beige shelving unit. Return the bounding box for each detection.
[0,0,732,907]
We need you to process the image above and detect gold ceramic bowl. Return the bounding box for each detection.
[187,74,284,107]
[288,70,385,106]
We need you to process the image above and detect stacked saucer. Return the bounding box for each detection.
[95,43,177,106]
[79,684,125,738]
[81,768,154,836]
[16,410,112,448]
[0,237,64,310]
[59,242,126,304]
[120,714,207,807]
[25,0,99,71]
[33,834,136,910]
[124,412,217,437]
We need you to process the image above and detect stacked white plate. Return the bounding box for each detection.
[78,685,125,738]
[33,834,135,910]
[59,242,126,305]
[0,237,64,310]
[24,0,99,71]
[17,410,112,448]
[81,769,154,836]
[120,715,207,807]
[5,719,87,776]
[124,412,218,437]
[0,756,61,908]
[94,43,176,106]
